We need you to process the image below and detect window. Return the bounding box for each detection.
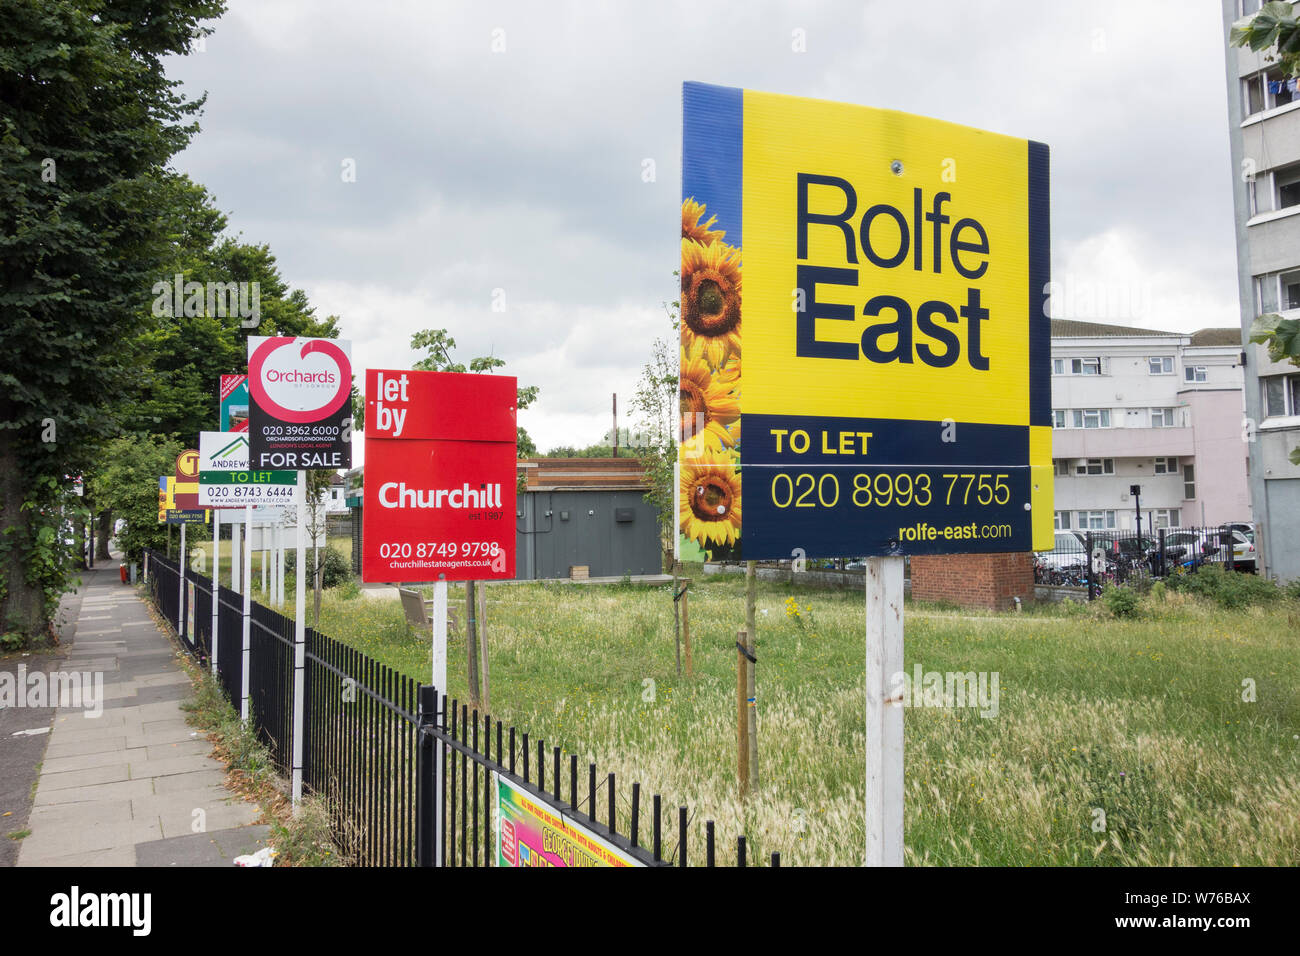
[1148,356,1173,374]
[1054,511,1071,530]
[1264,373,1300,417]
[1150,407,1176,428]
[1184,366,1208,383]
[1053,459,1070,476]
[1272,72,1296,109]
[1151,509,1181,530]
[1075,458,1115,476]
[1241,0,1261,17]
[1072,408,1111,428]
[1245,74,1265,115]
[1256,273,1279,314]
[1183,463,1196,500]
[1245,70,1297,115]
[1278,165,1300,209]
[1071,357,1101,375]
[1052,358,1064,375]
[1077,510,1116,530]
[1052,409,1066,429]
[1154,457,1178,475]
[1284,269,1300,310]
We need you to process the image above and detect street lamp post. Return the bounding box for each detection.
[1130,484,1142,540]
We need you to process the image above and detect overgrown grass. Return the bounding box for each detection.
[286,574,1300,866]
[179,663,345,867]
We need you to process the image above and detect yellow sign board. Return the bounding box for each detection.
[158,476,175,524]
[678,84,1052,560]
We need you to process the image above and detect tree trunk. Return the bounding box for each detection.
[96,509,112,560]
[0,443,49,643]
[74,513,87,571]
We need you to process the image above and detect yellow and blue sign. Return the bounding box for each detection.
[678,82,1052,560]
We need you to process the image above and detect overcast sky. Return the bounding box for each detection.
[164,0,1241,455]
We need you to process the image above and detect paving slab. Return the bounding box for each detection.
[37,763,133,791]
[134,825,272,867]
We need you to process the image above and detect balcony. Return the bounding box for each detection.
[1052,427,1194,460]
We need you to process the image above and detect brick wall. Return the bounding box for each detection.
[909,552,1035,611]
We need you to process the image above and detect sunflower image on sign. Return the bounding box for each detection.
[679,441,742,550]
[679,194,743,561]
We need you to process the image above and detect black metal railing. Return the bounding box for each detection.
[414,687,777,868]
[1033,525,1257,598]
[143,549,774,867]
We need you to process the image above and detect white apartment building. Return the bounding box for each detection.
[323,472,349,513]
[1050,320,1250,535]
[1221,0,1300,581]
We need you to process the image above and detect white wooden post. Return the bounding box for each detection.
[231,520,241,595]
[276,518,286,607]
[271,520,280,606]
[260,515,268,596]
[211,509,220,676]
[240,506,253,723]
[292,471,306,806]
[432,577,448,864]
[865,556,905,867]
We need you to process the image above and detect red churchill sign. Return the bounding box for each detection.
[362,369,517,582]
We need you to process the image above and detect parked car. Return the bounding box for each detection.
[1224,521,1256,544]
[1165,529,1256,573]
[1035,531,1089,571]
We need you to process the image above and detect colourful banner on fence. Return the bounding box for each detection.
[495,775,642,868]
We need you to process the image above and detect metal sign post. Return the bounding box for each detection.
[242,503,252,661]
[240,512,252,722]
[432,576,448,864]
[178,523,186,638]
[211,509,220,676]
[292,470,307,807]
[865,557,905,867]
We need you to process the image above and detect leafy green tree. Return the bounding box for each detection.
[409,329,540,456]
[125,175,341,440]
[0,0,225,645]
[1232,2,1300,464]
[632,293,681,570]
[87,435,182,565]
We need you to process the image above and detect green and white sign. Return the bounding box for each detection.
[199,431,300,507]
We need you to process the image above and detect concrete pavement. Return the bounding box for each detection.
[13,560,270,866]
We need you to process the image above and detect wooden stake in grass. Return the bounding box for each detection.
[681,583,692,680]
[745,627,758,793]
[737,629,748,799]
[745,560,756,641]
[673,562,681,678]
